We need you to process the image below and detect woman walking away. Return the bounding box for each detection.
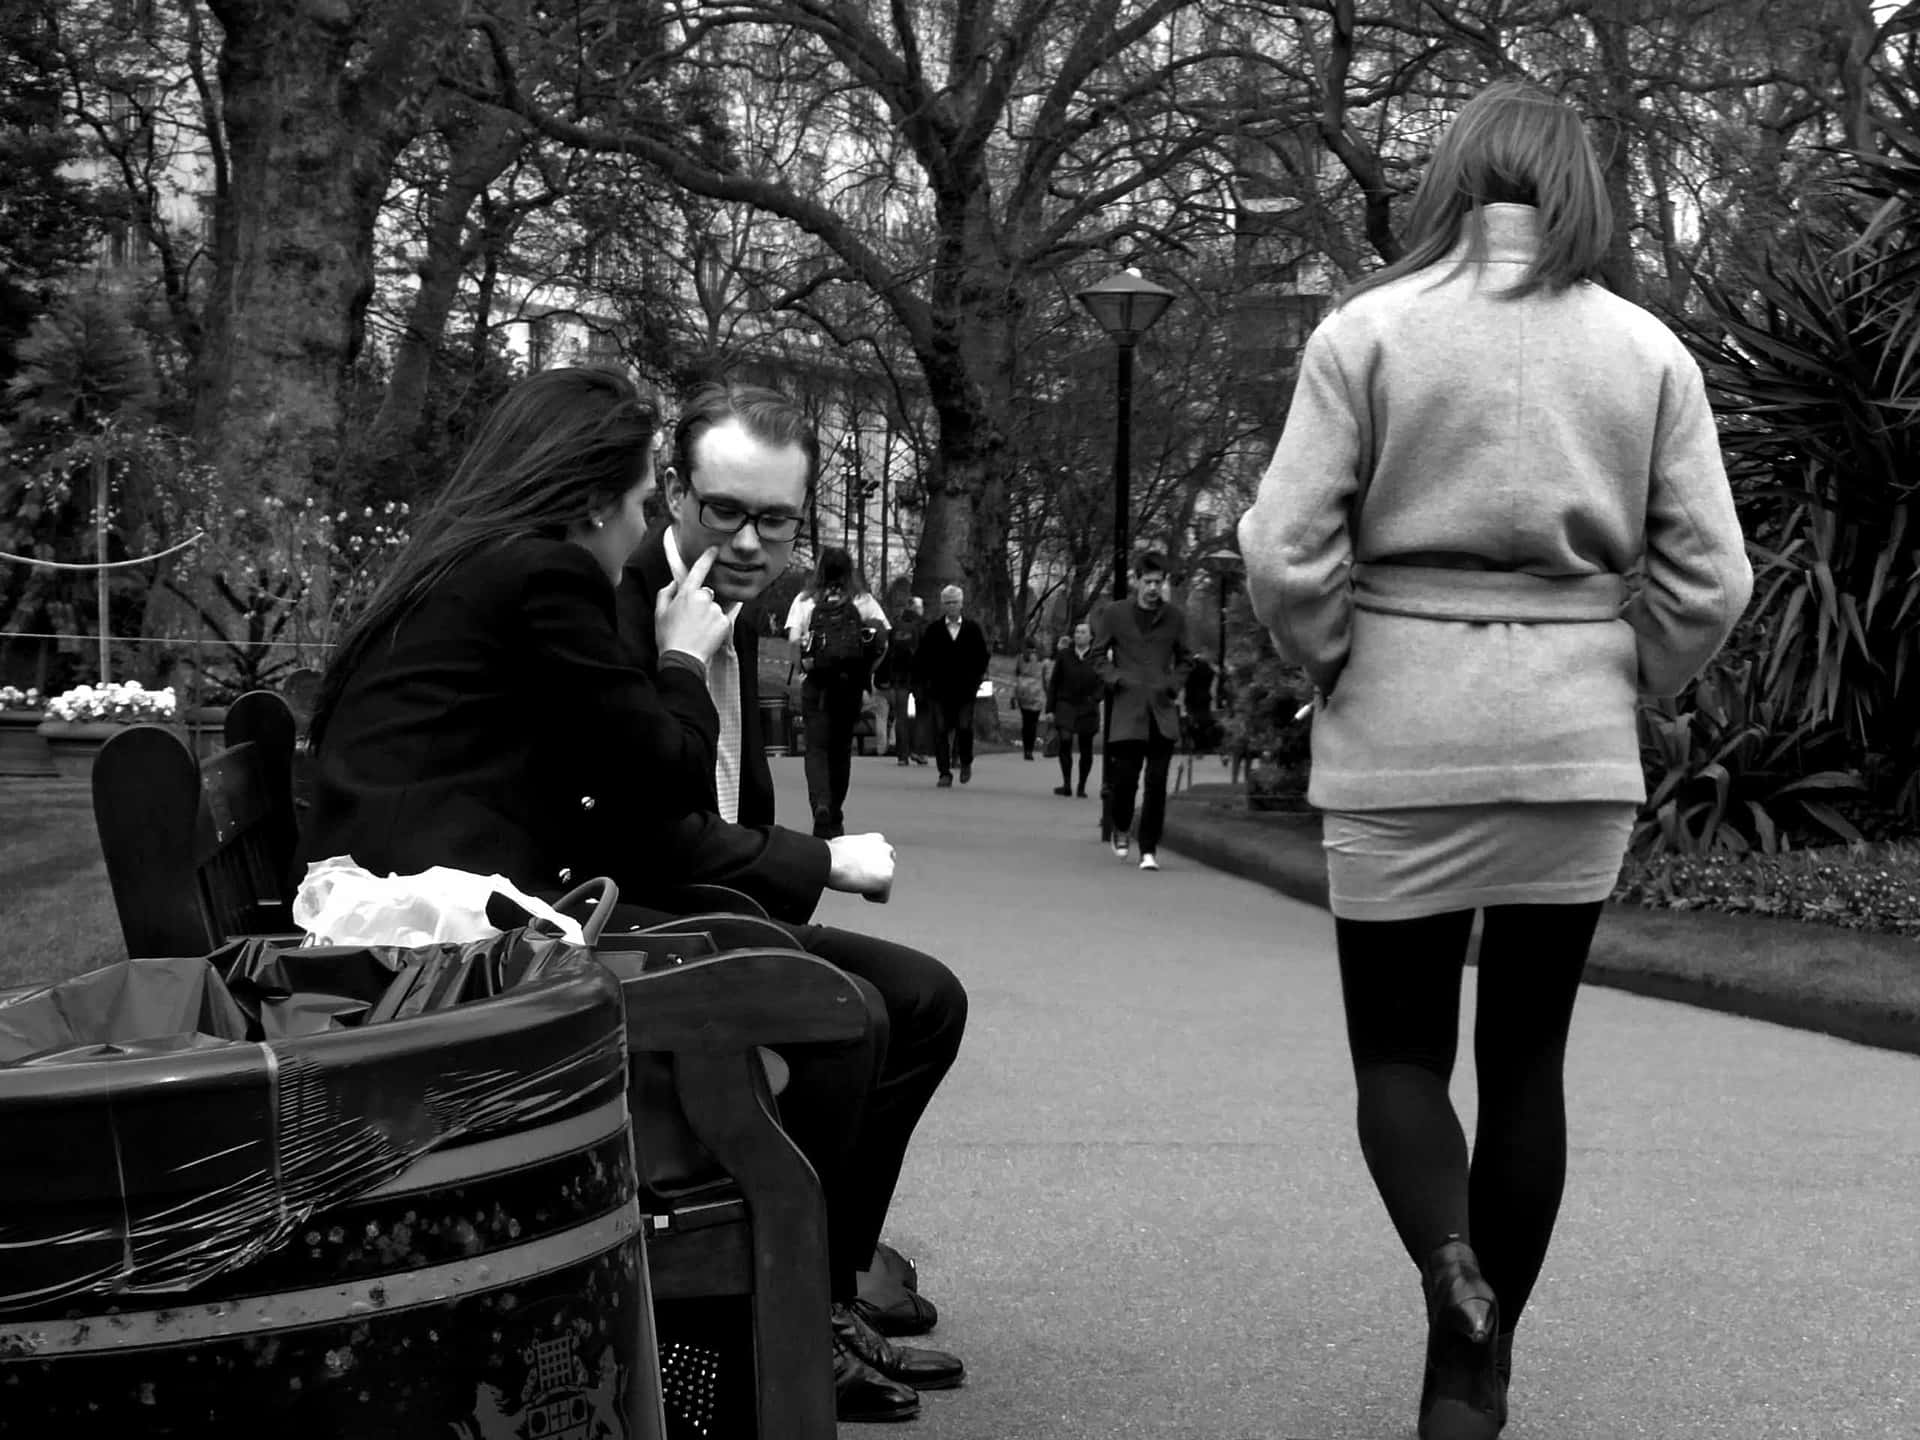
[1045,620,1102,798]
[1237,79,1751,1440]
[1011,639,1047,760]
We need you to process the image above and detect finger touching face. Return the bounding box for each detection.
[671,417,808,604]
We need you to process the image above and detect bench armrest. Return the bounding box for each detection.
[608,948,869,1052]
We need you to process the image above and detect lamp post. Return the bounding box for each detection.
[1076,267,1176,841]
[1201,545,1243,684]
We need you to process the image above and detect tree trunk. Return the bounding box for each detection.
[196,0,464,500]
[367,106,525,466]
[1589,16,1642,304]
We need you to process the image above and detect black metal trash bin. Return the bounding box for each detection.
[0,942,661,1439]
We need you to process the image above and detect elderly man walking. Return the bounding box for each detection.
[913,585,990,788]
[1094,548,1192,870]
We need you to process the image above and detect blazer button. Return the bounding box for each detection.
[557,867,573,885]
[580,795,596,811]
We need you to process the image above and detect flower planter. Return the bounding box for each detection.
[36,721,130,782]
[0,710,55,778]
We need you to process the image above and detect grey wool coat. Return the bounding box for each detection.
[1237,204,1753,812]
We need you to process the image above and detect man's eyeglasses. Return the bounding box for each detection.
[686,484,803,543]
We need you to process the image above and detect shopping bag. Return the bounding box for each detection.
[1043,731,1061,758]
[293,855,588,947]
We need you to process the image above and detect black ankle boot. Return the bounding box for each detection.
[1417,1236,1502,1440]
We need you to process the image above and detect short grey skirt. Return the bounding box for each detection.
[1321,802,1636,921]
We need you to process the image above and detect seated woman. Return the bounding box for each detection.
[304,366,735,909]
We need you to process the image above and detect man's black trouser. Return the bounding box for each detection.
[931,696,974,776]
[801,675,864,835]
[606,902,967,1303]
[1106,717,1176,852]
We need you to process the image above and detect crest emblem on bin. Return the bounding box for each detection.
[457,1328,625,1440]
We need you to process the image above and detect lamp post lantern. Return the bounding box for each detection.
[1076,267,1176,841]
[1076,269,1177,604]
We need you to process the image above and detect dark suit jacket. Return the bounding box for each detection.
[616,526,832,922]
[304,536,719,900]
[914,615,990,706]
[1093,597,1192,741]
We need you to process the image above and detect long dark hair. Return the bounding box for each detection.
[311,367,659,747]
[1337,78,1612,309]
[809,545,858,597]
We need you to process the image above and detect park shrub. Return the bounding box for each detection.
[1685,57,1920,825]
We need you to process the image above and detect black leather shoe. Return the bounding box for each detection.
[1418,1237,1501,1440]
[834,1341,920,1423]
[832,1303,965,1390]
[936,773,953,788]
[959,764,971,783]
[848,1288,939,1337]
[1053,785,1072,796]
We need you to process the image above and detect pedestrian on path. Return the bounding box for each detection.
[1237,79,1752,1440]
[788,546,889,838]
[1047,619,1101,798]
[1011,639,1047,760]
[877,597,927,766]
[1092,549,1191,871]
[914,584,990,787]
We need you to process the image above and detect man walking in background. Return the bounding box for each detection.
[914,585,990,788]
[1095,549,1192,871]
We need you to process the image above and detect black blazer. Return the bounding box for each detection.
[304,536,719,901]
[615,526,832,922]
[914,616,990,706]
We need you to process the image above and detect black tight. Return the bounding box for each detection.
[1334,902,1601,1332]
[1057,733,1094,792]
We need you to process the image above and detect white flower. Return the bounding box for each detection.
[46,681,178,724]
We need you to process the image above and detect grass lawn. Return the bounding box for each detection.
[0,778,124,990]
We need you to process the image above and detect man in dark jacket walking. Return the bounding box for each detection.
[1094,549,1192,870]
[913,584,990,787]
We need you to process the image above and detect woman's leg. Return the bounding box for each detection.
[1057,733,1075,790]
[1333,910,1479,1264]
[1468,902,1601,1332]
[1076,732,1094,794]
[1021,708,1040,758]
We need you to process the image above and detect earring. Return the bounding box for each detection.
[591,515,605,530]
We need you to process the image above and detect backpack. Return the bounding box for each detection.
[807,596,870,678]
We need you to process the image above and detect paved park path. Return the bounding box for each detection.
[770,752,1919,1440]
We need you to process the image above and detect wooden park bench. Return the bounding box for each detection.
[89,703,848,1440]
[92,689,301,957]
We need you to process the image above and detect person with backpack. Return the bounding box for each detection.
[790,547,889,838]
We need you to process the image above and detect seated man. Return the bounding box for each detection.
[617,381,970,1424]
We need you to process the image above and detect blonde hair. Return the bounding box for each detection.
[1338,79,1612,308]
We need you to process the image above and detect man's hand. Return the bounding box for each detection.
[825,832,895,898]
[656,547,735,664]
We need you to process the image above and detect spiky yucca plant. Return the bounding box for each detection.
[1687,53,1920,825]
